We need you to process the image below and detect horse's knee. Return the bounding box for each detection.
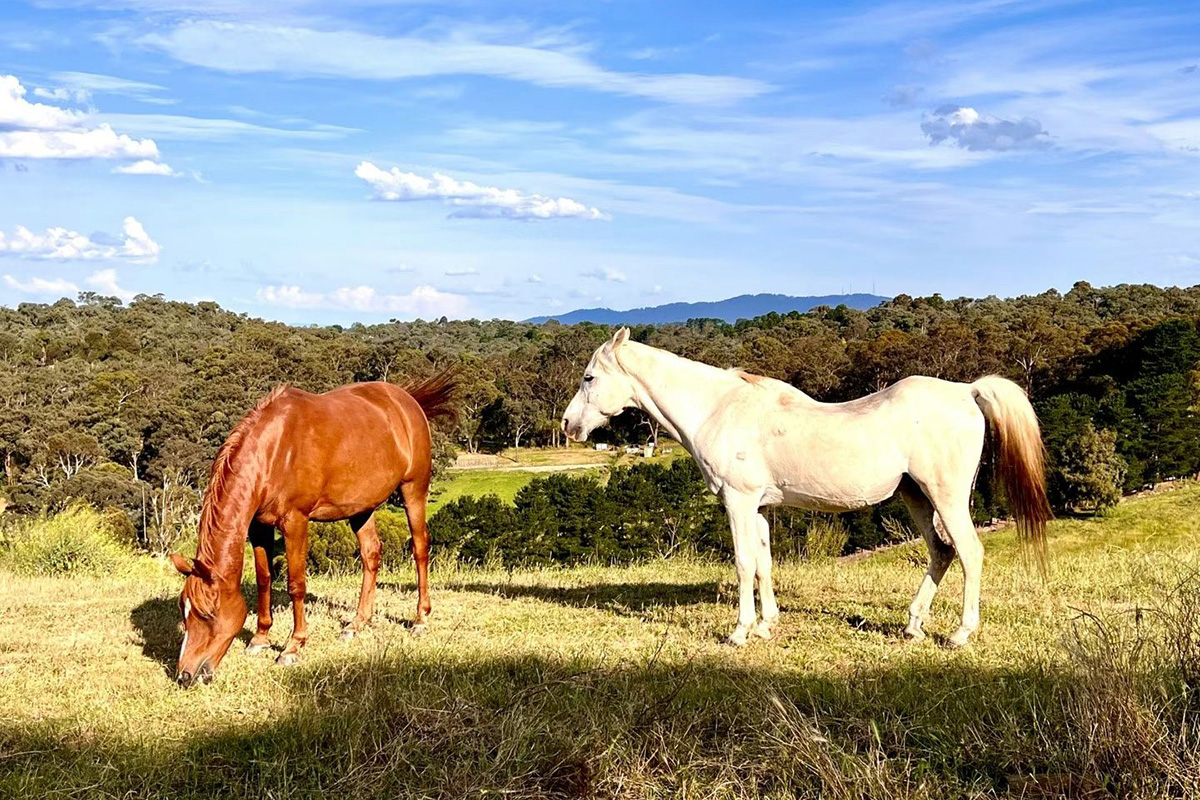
[287,579,305,599]
[360,545,382,572]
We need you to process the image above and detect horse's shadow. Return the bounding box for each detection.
[434,580,720,618]
[129,586,411,675]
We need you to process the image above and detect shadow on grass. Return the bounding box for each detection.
[130,586,413,674]
[1,645,1175,799]
[437,580,720,617]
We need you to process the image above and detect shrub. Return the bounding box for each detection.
[803,515,849,561]
[307,507,412,575]
[3,504,134,576]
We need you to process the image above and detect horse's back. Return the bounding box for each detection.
[252,382,432,522]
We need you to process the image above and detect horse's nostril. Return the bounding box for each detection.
[177,671,192,688]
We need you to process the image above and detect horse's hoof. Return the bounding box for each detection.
[339,628,357,641]
[275,652,301,667]
[903,627,926,643]
[752,622,773,640]
[411,623,429,639]
[946,630,972,649]
[726,628,749,647]
[245,642,270,656]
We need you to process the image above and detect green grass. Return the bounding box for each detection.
[428,469,549,512]
[2,487,1199,798]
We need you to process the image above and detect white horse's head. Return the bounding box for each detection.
[562,327,636,442]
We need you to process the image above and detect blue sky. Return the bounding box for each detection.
[1,0,1199,323]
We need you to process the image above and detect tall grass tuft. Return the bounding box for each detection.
[2,504,135,577]
[1058,561,1200,796]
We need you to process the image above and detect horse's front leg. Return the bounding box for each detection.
[753,512,778,640]
[276,512,310,666]
[724,492,762,646]
[246,521,275,656]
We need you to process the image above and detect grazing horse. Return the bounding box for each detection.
[169,373,455,687]
[562,329,1050,647]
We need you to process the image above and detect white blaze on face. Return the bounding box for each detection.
[179,598,191,663]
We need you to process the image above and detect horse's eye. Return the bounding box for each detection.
[583,375,594,383]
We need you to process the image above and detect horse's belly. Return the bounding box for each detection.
[770,469,903,513]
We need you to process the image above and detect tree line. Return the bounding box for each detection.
[0,281,1197,554]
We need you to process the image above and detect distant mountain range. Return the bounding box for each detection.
[526,293,890,325]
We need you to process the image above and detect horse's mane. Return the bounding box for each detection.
[195,386,290,565]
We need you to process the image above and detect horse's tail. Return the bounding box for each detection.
[971,375,1052,572]
[404,367,458,423]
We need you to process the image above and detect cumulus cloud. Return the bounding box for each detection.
[112,159,179,176]
[256,283,469,318]
[85,268,137,301]
[141,21,771,105]
[0,217,161,263]
[921,105,1050,151]
[0,74,161,161]
[583,268,627,282]
[355,162,610,221]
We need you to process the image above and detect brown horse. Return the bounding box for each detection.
[169,373,455,687]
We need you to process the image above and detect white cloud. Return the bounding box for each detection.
[257,283,469,318]
[141,21,771,105]
[113,159,180,176]
[0,74,162,161]
[33,86,90,104]
[3,275,80,296]
[583,268,628,282]
[1,74,86,130]
[50,71,168,101]
[444,268,480,276]
[98,112,356,141]
[3,268,139,302]
[85,268,137,301]
[0,217,161,263]
[922,105,1051,151]
[355,162,609,221]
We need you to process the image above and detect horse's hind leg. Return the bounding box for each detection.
[276,512,310,667]
[246,521,275,655]
[341,511,381,640]
[900,481,955,642]
[920,485,983,648]
[400,479,432,635]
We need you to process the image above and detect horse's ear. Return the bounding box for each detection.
[169,552,193,576]
[191,559,213,582]
[609,327,630,351]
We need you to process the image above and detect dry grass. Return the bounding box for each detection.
[1,487,1199,798]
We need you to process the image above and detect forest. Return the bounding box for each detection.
[0,281,1197,565]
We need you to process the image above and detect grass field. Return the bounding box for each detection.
[431,443,684,512]
[428,468,544,512]
[2,487,1199,798]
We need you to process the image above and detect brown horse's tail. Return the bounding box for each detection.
[971,375,1052,573]
[404,367,458,422]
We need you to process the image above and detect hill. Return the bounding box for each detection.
[526,292,889,325]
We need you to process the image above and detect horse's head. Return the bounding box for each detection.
[563,327,637,442]
[169,553,246,688]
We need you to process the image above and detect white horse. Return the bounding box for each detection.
[562,328,1050,647]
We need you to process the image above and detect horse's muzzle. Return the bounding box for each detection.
[176,662,213,688]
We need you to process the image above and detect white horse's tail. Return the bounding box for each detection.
[971,375,1052,572]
